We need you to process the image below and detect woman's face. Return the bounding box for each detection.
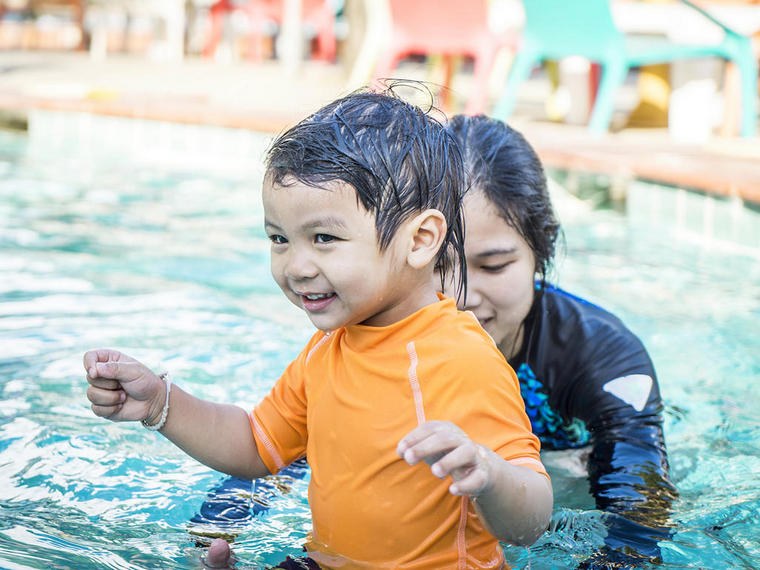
[446,191,537,357]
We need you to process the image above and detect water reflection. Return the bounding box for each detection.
[1,122,758,569]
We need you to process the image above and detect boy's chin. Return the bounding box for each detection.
[304,313,343,333]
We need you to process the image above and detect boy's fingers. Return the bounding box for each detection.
[397,421,457,454]
[83,348,122,370]
[90,402,122,418]
[449,468,488,497]
[87,385,125,407]
[91,360,143,381]
[91,361,119,378]
[398,430,436,461]
[397,424,434,449]
[449,446,493,496]
[431,445,475,478]
[401,435,459,466]
[406,428,466,459]
[83,349,103,369]
[87,377,121,390]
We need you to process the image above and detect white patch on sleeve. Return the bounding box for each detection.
[602,374,653,412]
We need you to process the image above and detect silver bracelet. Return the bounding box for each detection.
[142,372,172,431]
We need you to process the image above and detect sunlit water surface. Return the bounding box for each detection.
[0,116,758,569]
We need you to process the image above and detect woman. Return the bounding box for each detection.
[445,114,677,568]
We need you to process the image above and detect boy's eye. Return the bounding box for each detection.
[314,234,337,244]
[269,234,287,245]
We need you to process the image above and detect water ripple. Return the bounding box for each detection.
[1,124,758,569]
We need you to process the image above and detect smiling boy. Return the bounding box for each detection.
[85,88,552,569]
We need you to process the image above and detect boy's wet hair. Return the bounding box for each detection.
[266,84,467,297]
[446,114,561,287]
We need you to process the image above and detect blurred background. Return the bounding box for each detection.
[1,0,759,200]
[0,1,759,569]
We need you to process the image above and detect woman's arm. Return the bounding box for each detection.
[583,397,678,565]
[565,355,677,565]
[532,290,679,564]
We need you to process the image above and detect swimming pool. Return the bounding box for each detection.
[1,113,758,569]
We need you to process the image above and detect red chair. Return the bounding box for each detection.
[372,0,511,114]
[203,0,336,62]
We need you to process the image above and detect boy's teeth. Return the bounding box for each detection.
[305,293,329,300]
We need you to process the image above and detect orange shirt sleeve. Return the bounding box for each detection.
[249,331,325,474]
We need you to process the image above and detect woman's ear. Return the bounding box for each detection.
[407,209,447,269]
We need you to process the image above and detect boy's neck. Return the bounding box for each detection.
[359,285,441,328]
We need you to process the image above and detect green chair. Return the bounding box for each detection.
[492,0,758,137]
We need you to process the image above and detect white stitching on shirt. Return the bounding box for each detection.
[405,341,425,425]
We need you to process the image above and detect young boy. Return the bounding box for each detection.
[84,89,552,569]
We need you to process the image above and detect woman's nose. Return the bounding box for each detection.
[461,281,483,310]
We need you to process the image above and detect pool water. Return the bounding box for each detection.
[1,114,758,569]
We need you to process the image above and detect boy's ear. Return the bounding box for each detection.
[407,209,447,269]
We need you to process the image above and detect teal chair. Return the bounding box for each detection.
[492,0,758,137]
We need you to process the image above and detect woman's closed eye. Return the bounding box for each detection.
[481,261,513,273]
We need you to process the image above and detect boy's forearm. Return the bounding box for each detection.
[474,450,553,546]
[157,384,270,480]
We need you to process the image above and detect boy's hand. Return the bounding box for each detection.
[397,420,494,497]
[84,349,165,424]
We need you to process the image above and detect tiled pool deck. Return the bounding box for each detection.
[1,50,759,204]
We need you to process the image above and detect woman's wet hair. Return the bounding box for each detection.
[446,114,561,285]
[266,83,467,297]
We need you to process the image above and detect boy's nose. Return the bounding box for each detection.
[284,250,318,281]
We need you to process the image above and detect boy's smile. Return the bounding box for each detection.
[300,292,336,312]
[263,177,434,331]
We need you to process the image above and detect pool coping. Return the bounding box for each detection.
[1,52,758,205]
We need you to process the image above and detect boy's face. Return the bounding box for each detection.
[263,176,428,331]
[442,191,536,356]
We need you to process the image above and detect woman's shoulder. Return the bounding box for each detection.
[522,287,658,416]
[539,286,632,335]
[529,285,651,366]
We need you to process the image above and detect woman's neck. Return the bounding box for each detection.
[499,323,525,362]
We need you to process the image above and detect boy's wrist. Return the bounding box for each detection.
[143,372,170,428]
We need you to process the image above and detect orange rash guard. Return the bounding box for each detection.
[250,297,546,569]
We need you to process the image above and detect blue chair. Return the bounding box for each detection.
[492,0,758,137]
